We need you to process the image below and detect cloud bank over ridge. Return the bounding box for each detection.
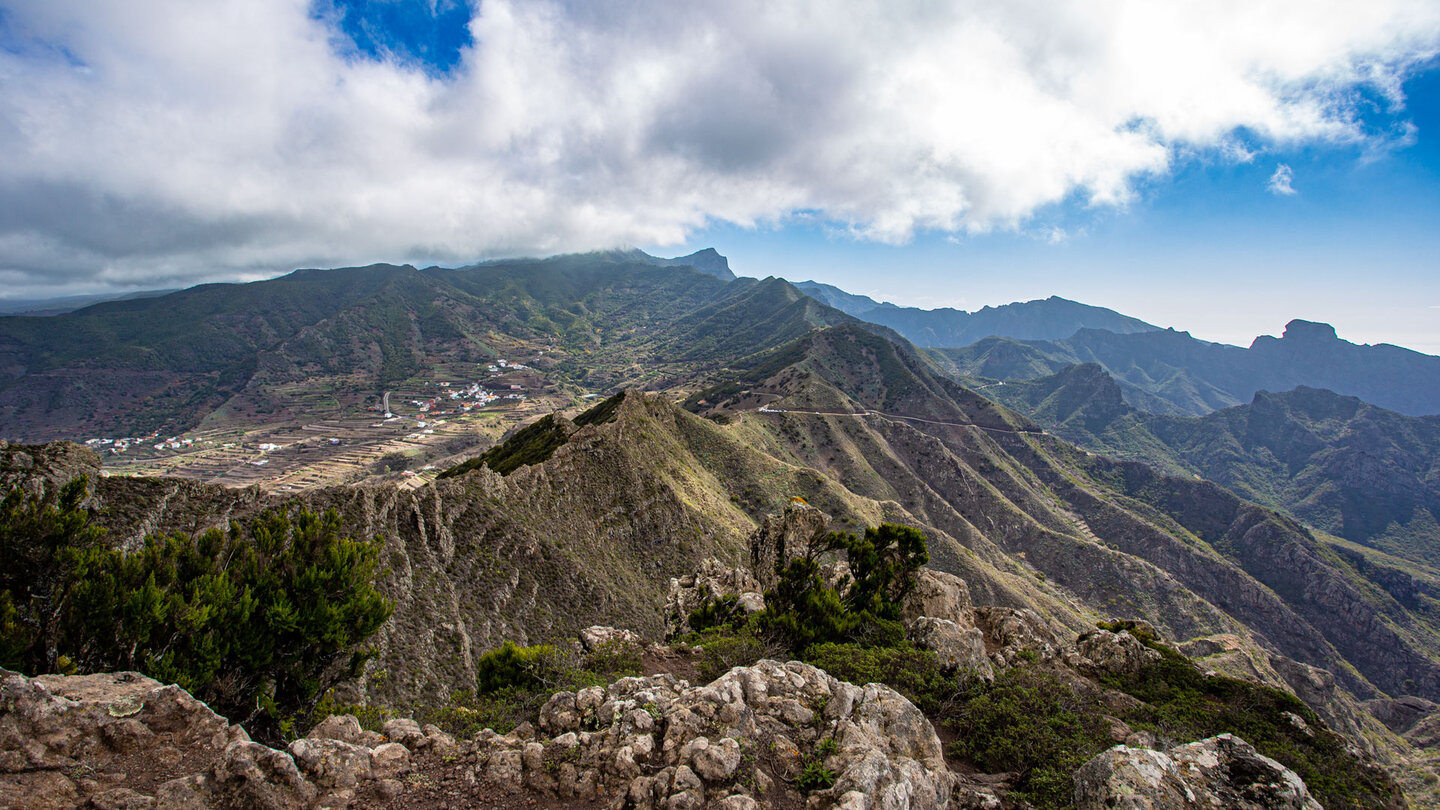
[0,0,1436,293]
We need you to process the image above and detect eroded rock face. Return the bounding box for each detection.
[0,669,441,810]
[664,559,766,636]
[901,569,974,628]
[749,501,830,590]
[513,658,958,809]
[908,617,994,684]
[1074,733,1322,810]
[971,607,1064,669]
[1070,629,1162,678]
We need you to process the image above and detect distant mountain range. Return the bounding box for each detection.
[933,320,1440,417]
[985,364,1440,567]
[0,289,177,316]
[793,281,1160,345]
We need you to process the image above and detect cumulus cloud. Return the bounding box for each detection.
[1268,163,1298,195]
[0,0,1437,293]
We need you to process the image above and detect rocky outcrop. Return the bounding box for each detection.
[2,657,964,810]
[1070,627,1162,678]
[1073,733,1322,810]
[665,558,766,636]
[749,501,829,589]
[0,668,450,810]
[0,440,103,498]
[907,618,994,684]
[509,658,957,809]
[970,606,1065,669]
[901,569,975,628]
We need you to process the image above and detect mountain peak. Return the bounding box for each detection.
[660,248,735,281]
[1282,319,1339,343]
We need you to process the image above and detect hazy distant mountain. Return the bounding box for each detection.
[793,281,1159,345]
[986,364,1440,570]
[936,319,1440,417]
[0,289,176,316]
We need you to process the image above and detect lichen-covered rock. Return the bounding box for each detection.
[0,668,437,810]
[307,714,385,748]
[379,717,426,749]
[749,501,830,590]
[485,659,957,809]
[287,737,373,790]
[908,617,994,684]
[579,625,645,652]
[1074,733,1322,809]
[1071,629,1162,677]
[901,569,974,627]
[665,559,766,636]
[971,607,1065,669]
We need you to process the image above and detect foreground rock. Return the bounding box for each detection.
[1074,733,1321,810]
[507,658,958,809]
[0,668,447,810]
[2,659,961,810]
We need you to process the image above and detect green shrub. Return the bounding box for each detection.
[756,522,928,652]
[476,641,561,693]
[0,480,392,741]
[797,760,837,792]
[945,667,1110,809]
[0,477,106,671]
[687,594,744,634]
[801,642,953,714]
[693,629,770,683]
[56,506,392,739]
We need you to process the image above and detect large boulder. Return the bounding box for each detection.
[1071,629,1162,678]
[971,607,1065,670]
[901,569,974,627]
[908,617,994,685]
[1074,733,1322,809]
[0,669,447,810]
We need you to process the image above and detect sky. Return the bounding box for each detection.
[0,1,1438,352]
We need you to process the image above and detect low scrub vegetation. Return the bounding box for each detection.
[0,478,392,742]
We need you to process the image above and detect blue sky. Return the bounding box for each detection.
[1,0,1437,352]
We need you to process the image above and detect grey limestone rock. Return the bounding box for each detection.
[1074,733,1322,810]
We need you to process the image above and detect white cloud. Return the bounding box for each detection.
[0,0,1437,292]
[1268,163,1298,195]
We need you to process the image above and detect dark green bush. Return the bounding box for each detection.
[693,629,770,683]
[945,667,1110,809]
[476,641,561,693]
[0,480,392,742]
[756,522,927,651]
[801,642,953,714]
[60,507,392,737]
[0,477,106,671]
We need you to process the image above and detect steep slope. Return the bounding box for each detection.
[934,319,1440,417]
[687,324,1440,704]
[793,283,1159,345]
